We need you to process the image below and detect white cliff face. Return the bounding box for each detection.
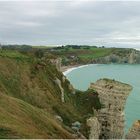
[87,117,100,139]
[62,75,75,94]
[54,78,64,103]
[89,79,132,139]
[126,120,140,139]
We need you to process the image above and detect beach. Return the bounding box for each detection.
[62,64,93,76]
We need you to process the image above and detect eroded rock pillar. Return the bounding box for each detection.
[90,79,132,139]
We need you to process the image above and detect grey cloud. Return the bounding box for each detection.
[0,0,140,48]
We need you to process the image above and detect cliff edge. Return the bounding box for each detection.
[126,120,140,139]
[89,79,132,139]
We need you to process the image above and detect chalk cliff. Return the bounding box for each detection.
[87,117,100,139]
[89,79,132,139]
[93,49,140,64]
[126,120,140,139]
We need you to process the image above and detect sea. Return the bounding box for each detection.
[64,64,140,133]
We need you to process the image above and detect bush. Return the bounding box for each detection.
[34,49,44,58]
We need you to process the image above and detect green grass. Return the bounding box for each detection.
[0,50,29,60]
[0,56,75,138]
[54,47,113,56]
[78,48,113,59]
[50,47,115,65]
[50,47,140,65]
[0,94,74,138]
[0,50,102,138]
[32,46,52,49]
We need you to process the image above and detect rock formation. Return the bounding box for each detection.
[89,79,132,139]
[50,58,62,71]
[87,117,100,139]
[125,120,140,139]
[71,121,81,132]
[93,49,140,64]
[54,78,65,102]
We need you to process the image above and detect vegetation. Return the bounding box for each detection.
[73,89,101,116]
[1,44,140,65]
[50,47,113,65]
[46,45,140,65]
[1,44,138,138]
[0,50,29,60]
[0,49,101,138]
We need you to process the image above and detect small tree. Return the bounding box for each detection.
[34,49,44,58]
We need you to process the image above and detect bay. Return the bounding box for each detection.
[65,64,140,132]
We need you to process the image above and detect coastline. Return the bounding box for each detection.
[62,64,93,76]
[61,64,82,72]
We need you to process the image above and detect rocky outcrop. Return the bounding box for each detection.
[62,75,75,94]
[54,78,65,102]
[87,117,100,139]
[128,50,140,64]
[89,79,132,139]
[55,115,63,122]
[71,121,86,139]
[93,49,140,64]
[50,58,62,71]
[71,121,81,132]
[125,120,140,139]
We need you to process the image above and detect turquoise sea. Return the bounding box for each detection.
[65,64,140,132]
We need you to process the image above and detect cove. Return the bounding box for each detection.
[65,64,140,132]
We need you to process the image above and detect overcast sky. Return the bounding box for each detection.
[0,0,140,48]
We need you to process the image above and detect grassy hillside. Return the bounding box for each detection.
[0,50,101,138]
[54,47,113,59]
[2,45,140,65]
[50,47,114,65]
[0,94,73,138]
[48,46,140,65]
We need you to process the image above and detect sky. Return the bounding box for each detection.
[0,0,140,48]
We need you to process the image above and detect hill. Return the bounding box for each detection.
[47,45,140,65]
[0,49,101,138]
